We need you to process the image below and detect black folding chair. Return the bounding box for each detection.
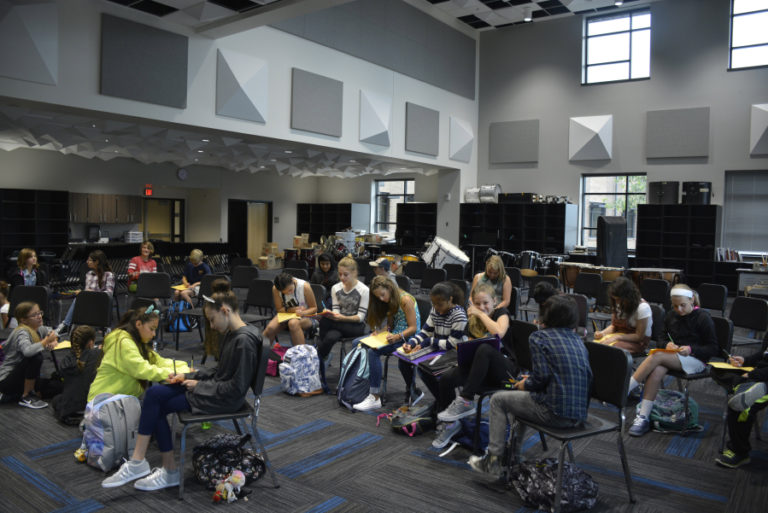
[728,296,768,346]
[403,261,427,282]
[71,291,112,335]
[640,278,670,310]
[698,283,728,317]
[395,275,413,293]
[177,335,279,499]
[283,268,309,281]
[573,272,601,308]
[231,266,260,302]
[443,263,466,281]
[242,279,276,328]
[175,274,229,350]
[134,272,173,344]
[284,259,308,271]
[8,286,49,325]
[418,268,447,295]
[505,267,523,290]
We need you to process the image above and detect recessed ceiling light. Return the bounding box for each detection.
[523,6,532,22]
[194,158,198,161]
[615,0,624,5]
[259,165,265,169]
[197,149,204,153]
[201,138,209,142]
[349,160,357,163]
[270,159,276,162]
[284,150,293,154]
[91,124,96,128]
[105,138,109,142]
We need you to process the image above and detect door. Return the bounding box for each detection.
[228,199,271,263]
[247,203,269,264]
[145,199,173,241]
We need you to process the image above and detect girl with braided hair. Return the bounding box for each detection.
[51,326,101,424]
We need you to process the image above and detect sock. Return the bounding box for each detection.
[129,458,145,465]
[639,399,654,417]
[628,377,640,392]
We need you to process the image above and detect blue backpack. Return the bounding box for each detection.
[166,300,197,332]
[337,345,370,411]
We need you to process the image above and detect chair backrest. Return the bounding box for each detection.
[284,259,308,271]
[199,273,229,299]
[573,272,602,299]
[404,261,427,280]
[529,274,560,293]
[135,272,172,300]
[416,297,433,322]
[586,342,633,409]
[729,296,768,332]
[509,319,538,371]
[8,286,48,320]
[420,268,448,291]
[505,267,523,289]
[228,257,252,272]
[565,293,588,334]
[71,291,112,328]
[698,283,728,315]
[310,283,327,310]
[283,268,309,281]
[251,334,271,399]
[443,263,465,281]
[395,274,412,293]
[355,258,375,282]
[231,266,260,289]
[712,315,734,357]
[246,279,277,310]
[640,279,670,308]
[507,286,520,319]
[649,303,666,349]
[596,280,612,308]
[449,279,471,308]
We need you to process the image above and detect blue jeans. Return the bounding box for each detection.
[138,384,190,453]
[354,336,405,394]
[63,299,76,326]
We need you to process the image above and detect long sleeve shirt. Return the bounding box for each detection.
[409,304,467,350]
[331,281,369,323]
[85,270,115,297]
[664,308,719,364]
[0,325,51,383]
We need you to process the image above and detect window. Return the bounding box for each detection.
[730,0,768,69]
[373,179,414,238]
[580,174,646,249]
[723,170,768,252]
[582,8,651,85]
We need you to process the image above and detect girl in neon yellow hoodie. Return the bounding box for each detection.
[88,306,188,402]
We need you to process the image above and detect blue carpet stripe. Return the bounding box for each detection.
[262,384,284,397]
[763,414,768,434]
[265,419,334,449]
[410,450,471,469]
[303,496,347,513]
[278,433,382,478]
[25,437,82,460]
[521,433,544,454]
[578,462,728,503]
[51,500,104,513]
[664,422,710,458]
[1,456,82,505]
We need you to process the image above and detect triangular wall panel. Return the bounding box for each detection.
[569,115,612,161]
[750,104,768,156]
[449,116,473,163]
[0,1,57,85]
[359,89,391,147]
[216,49,267,124]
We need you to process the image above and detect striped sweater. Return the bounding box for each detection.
[409,304,467,350]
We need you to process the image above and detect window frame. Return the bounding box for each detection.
[373,178,415,236]
[728,0,768,71]
[579,173,647,249]
[582,7,652,86]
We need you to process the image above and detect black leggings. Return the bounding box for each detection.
[0,352,43,398]
[317,318,365,384]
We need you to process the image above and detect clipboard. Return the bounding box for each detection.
[709,361,754,372]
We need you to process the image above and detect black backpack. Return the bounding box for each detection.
[337,345,370,411]
[511,458,599,513]
[192,434,266,489]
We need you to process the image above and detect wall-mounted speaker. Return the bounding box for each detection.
[647,181,679,204]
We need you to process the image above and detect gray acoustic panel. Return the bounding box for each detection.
[290,68,343,138]
[646,107,710,158]
[216,49,267,123]
[750,104,768,156]
[405,102,439,156]
[489,120,539,163]
[100,14,188,109]
[272,0,475,100]
[0,1,58,85]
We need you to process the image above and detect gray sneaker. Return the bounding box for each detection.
[628,414,651,437]
[468,451,502,478]
[728,382,768,412]
[432,421,462,449]
[134,467,180,491]
[437,396,476,422]
[18,394,47,409]
[102,459,151,488]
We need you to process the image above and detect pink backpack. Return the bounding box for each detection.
[266,343,288,376]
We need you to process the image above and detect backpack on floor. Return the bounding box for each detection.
[279,344,323,396]
[511,458,599,513]
[82,393,141,472]
[337,344,370,410]
[192,433,266,490]
[377,400,435,436]
[167,300,198,332]
[638,388,701,433]
[267,343,288,377]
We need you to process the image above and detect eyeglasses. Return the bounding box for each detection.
[27,311,44,318]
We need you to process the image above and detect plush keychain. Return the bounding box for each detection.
[212,470,248,504]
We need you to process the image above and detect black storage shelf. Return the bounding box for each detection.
[636,204,722,289]
[395,203,437,248]
[296,203,369,243]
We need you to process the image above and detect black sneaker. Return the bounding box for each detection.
[19,394,48,409]
[715,449,750,469]
[468,451,502,478]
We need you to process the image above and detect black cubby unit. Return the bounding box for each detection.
[296,203,369,243]
[636,204,722,289]
[395,203,437,248]
[460,203,577,255]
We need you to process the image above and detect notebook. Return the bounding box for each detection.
[456,336,500,369]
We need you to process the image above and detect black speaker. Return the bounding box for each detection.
[647,181,679,204]
[682,181,711,204]
[597,216,628,268]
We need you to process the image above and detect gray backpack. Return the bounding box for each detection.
[82,393,142,472]
[337,345,370,410]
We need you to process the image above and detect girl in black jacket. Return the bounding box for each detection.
[51,326,100,424]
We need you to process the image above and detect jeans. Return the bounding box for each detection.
[138,384,190,453]
[353,337,404,393]
[487,390,580,459]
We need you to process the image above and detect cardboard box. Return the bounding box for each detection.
[258,256,269,269]
[263,242,279,255]
[293,235,303,248]
[301,233,310,245]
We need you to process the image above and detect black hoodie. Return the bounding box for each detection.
[310,252,339,293]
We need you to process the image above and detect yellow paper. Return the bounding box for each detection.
[648,348,682,355]
[277,312,300,323]
[172,284,189,291]
[53,340,71,350]
[593,333,623,345]
[709,361,754,372]
[360,332,391,349]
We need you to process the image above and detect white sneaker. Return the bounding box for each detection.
[134,467,180,491]
[102,459,150,488]
[353,394,382,411]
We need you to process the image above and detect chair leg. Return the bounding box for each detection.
[566,442,575,463]
[178,424,190,500]
[553,442,569,513]
[381,355,390,406]
[617,432,636,503]
[473,401,484,455]
[539,431,548,452]
[250,418,280,489]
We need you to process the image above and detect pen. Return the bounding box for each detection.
[173,359,176,376]
[591,320,598,333]
[430,354,443,366]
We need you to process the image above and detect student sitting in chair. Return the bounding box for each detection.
[369,257,398,286]
[593,276,652,355]
[56,250,115,335]
[175,249,211,305]
[310,252,339,293]
[8,248,48,289]
[469,295,592,478]
[262,272,318,346]
[470,255,512,312]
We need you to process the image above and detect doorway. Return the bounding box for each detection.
[228,199,272,262]
[143,198,184,242]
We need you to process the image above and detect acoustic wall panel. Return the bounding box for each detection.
[100,15,188,109]
[646,107,710,158]
[405,102,439,156]
[290,68,343,137]
[750,104,768,156]
[449,116,473,163]
[489,120,539,164]
[359,89,391,147]
[569,115,612,161]
[0,0,58,85]
[216,49,267,124]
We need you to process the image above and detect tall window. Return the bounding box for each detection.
[582,8,651,85]
[723,170,768,252]
[580,174,646,249]
[373,179,414,237]
[730,0,768,69]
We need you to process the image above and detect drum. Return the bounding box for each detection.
[479,184,501,203]
[540,255,565,276]
[423,237,470,268]
[283,248,298,263]
[464,188,480,203]
[519,251,541,272]
[560,262,593,289]
[402,254,420,263]
[592,266,623,282]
